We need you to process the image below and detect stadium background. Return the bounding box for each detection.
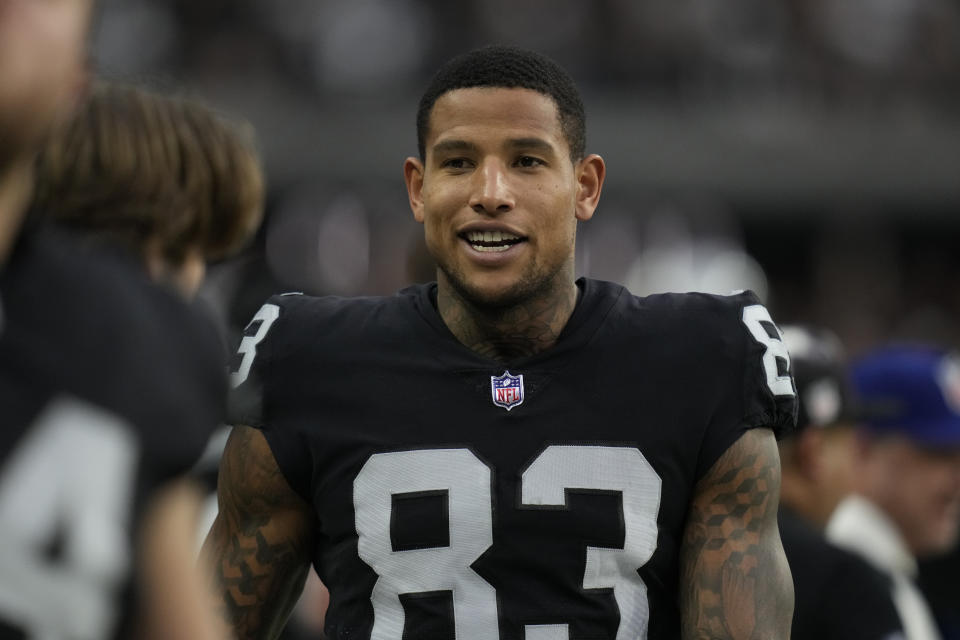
[91,0,960,357]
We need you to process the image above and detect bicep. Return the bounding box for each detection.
[680,428,793,640]
[200,424,315,640]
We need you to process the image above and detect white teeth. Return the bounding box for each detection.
[465,230,519,243]
[463,229,522,253]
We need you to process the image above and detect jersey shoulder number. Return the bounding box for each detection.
[227,293,310,427]
[230,302,281,389]
[741,301,795,398]
[729,291,798,437]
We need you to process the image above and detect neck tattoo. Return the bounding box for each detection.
[437,283,579,363]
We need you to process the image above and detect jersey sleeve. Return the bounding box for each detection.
[736,291,798,437]
[696,291,798,478]
[227,298,282,428]
[226,294,313,501]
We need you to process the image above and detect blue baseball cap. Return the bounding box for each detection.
[851,345,960,447]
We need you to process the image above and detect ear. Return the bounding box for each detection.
[574,154,605,222]
[403,157,426,223]
[850,427,878,461]
[795,428,826,481]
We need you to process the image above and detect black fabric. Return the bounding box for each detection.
[0,227,226,639]
[229,278,798,640]
[918,545,960,640]
[779,506,905,640]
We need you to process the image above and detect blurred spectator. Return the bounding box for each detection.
[827,346,960,640]
[778,325,904,640]
[32,81,265,299]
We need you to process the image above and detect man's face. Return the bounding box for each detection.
[405,87,600,309]
[814,425,860,524]
[870,436,960,556]
[0,0,91,169]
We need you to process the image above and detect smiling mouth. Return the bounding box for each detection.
[460,230,526,253]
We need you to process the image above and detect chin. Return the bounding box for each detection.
[915,524,960,557]
[460,282,530,310]
[447,271,538,311]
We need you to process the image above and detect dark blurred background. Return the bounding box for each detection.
[92,0,960,356]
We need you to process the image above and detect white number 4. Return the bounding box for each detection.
[0,398,136,639]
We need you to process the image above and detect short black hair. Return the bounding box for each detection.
[416,45,586,162]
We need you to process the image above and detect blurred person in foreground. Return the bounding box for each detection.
[32,81,264,300]
[778,325,904,640]
[0,6,252,637]
[827,345,960,640]
[204,44,797,639]
[31,75,266,536]
[29,76,264,625]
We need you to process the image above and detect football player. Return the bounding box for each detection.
[205,45,798,639]
[0,2,236,638]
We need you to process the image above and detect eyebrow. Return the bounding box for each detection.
[431,139,479,156]
[431,137,557,156]
[504,137,557,155]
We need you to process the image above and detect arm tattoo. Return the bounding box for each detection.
[201,425,315,640]
[680,428,793,640]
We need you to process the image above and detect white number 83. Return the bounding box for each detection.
[354,446,662,640]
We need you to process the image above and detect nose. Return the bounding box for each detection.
[469,159,515,215]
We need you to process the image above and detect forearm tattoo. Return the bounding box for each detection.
[201,425,314,640]
[680,429,793,640]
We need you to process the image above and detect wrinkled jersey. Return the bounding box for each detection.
[229,278,797,640]
[0,228,226,640]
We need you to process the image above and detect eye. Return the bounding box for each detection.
[516,156,545,168]
[440,158,472,170]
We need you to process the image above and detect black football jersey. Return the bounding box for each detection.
[0,228,226,640]
[229,278,797,640]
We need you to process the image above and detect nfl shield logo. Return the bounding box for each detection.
[491,371,524,411]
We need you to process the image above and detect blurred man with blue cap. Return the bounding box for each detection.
[827,345,960,640]
[778,325,904,640]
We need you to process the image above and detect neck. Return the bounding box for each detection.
[436,274,580,363]
[0,160,35,268]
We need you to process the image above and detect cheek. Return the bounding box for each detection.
[822,453,855,492]
[178,257,206,298]
[900,461,958,513]
[529,182,576,226]
[421,181,448,210]
[0,6,85,112]
[421,186,461,230]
